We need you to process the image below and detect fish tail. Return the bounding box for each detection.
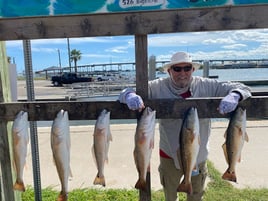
[177,181,193,195]
[13,181,26,192]
[57,192,68,201]
[222,170,237,182]
[135,178,147,191]
[93,175,106,187]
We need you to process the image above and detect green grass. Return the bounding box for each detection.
[22,161,268,201]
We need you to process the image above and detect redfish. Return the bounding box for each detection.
[222,107,249,183]
[51,110,71,201]
[133,107,156,191]
[177,107,200,195]
[12,111,29,192]
[92,109,112,187]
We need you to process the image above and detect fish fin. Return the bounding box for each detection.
[147,163,151,171]
[91,146,97,166]
[108,125,112,141]
[223,130,227,138]
[109,133,113,142]
[222,170,237,183]
[238,127,243,136]
[135,178,147,191]
[149,138,154,149]
[69,166,73,178]
[57,192,68,201]
[222,143,229,164]
[13,181,26,192]
[93,175,106,187]
[177,149,183,169]
[105,157,109,164]
[190,133,195,143]
[25,162,29,170]
[52,156,56,166]
[245,132,249,142]
[238,155,241,163]
[177,180,193,195]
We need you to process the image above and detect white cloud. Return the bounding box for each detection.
[31,47,58,53]
[203,37,235,45]
[83,53,118,59]
[105,40,134,53]
[222,44,247,49]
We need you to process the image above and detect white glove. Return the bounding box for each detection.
[118,88,144,111]
[125,93,144,110]
[219,92,241,114]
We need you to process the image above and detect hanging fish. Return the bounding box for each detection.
[177,107,200,195]
[133,107,156,191]
[222,107,249,183]
[12,111,29,192]
[92,109,112,187]
[51,110,71,201]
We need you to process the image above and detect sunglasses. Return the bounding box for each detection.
[171,65,193,72]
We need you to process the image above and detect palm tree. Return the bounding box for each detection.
[70,49,82,73]
[7,56,11,63]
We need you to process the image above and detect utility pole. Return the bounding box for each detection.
[57,49,62,70]
[67,38,71,72]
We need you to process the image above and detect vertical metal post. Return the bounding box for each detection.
[23,40,42,201]
[148,55,156,81]
[57,49,62,69]
[67,38,71,72]
[203,60,209,78]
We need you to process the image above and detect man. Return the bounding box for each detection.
[119,51,251,201]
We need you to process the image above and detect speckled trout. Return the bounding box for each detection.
[92,109,112,187]
[51,110,71,201]
[133,107,156,190]
[12,111,29,192]
[177,107,200,195]
[222,107,249,183]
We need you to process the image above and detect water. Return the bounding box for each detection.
[157,68,268,91]
[157,68,268,82]
[194,68,268,82]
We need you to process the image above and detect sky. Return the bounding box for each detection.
[5,28,268,74]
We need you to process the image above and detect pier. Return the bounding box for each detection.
[36,58,268,79]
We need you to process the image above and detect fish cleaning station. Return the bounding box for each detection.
[0,2,268,201]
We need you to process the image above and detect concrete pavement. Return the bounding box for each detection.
[22,120,268,192]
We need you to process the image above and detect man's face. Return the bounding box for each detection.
[167,62,194,88]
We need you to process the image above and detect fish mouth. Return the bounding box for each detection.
[56,109,68,119]
[103,109,110,114]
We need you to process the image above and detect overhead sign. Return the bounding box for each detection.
[0,0,267,18]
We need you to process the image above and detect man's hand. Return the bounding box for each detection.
[118,88,145,111]
[125,92,144,111]
[219,92,241,114]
